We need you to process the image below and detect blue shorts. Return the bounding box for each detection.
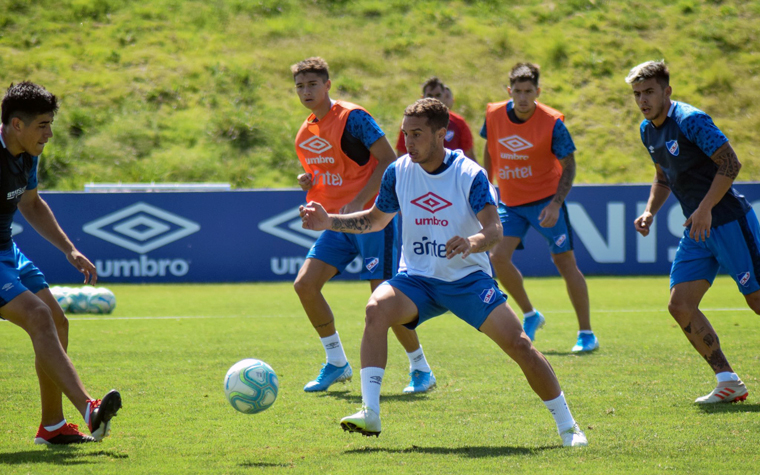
[671,209,760,295]
[498,199,574,254]
[306,216,399,281]
[0,243,48,308]
[383,270,507,330]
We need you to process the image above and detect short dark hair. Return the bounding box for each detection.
[421,76,445,95]
[291,57,330,82]
[404,98,449,132]
[1,81,58,125]
[625,60,670,88]
[509,62,540,87]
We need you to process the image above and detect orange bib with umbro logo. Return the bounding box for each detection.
[295,100,378,213]
[486,100,563,207]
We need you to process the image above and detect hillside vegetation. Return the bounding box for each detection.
[1,0,758,190]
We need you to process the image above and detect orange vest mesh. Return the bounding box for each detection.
[295,101,378,213]
[486,101,564,207]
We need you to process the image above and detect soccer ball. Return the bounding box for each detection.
[50,286,73,312]
[88,287,116,314]
[67,287,91,314]
[224,359,279,414]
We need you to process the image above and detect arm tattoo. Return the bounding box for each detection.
[712,146,741,180]
[552,153,576,205]
[330,215,373,233]
[655,177,670,189]
[470,233,501,254]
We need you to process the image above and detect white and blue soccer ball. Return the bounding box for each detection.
[88,287,116,314]
[50,286,73,312]
[67,287,91,314]
[224,359,279,414]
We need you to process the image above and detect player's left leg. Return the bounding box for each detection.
[551,250,597,352]
[34,288,68,427]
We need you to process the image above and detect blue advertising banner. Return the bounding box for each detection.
[10,184,760,283]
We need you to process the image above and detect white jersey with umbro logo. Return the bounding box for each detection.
[395,150,493,282]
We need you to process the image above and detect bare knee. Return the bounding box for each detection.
[293,274,321,299]
[364,298,389,330]
[745,293,760,315]
[24,305,58,340]
[667,297,695,325]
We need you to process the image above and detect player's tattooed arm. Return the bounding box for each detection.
[552,153,577,205]
[330,214,373,233]
[711,142,741,180]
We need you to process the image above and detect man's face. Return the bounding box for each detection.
[15,113,54,156]
[423,85,446,105]
[294,72,330,111]
[631,77,671,125]
[508,80,539,116]
[402,115,444,166]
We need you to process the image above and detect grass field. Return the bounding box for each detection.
[0,276,758,474]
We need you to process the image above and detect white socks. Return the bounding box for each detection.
[406,346,431,373]
[321,332,348,367]
[716,372,740,383]
[523,309,537,318]
[361,367,384,415]
[543,392,575,434]
[44,419,66,431]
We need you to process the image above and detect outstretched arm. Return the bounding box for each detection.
[301,201,396,234]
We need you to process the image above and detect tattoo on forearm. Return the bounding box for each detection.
[713,147,741,179]
[552,155,576,204]
[331,216,372,233]
[471,234,501,254]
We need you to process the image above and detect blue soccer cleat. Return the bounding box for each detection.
[403,370,437,394]
[571,332,599,353]
[522,312,546,342]
[304,362,352,392]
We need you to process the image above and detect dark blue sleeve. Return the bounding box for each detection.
[345,109,386,149]
[479,119,487,139]
[678,111,729,157]
[375,162,400,213]
[27,156,39,190]
[468,170,496,214]
[551,119,576,159]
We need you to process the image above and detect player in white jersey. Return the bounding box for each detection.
[300,98,587,447]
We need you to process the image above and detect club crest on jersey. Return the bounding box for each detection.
[445,130,455,142]
[648,145,655,154]
[479,287,497,304]
[737,271,751,286]
[666,140,679,156]
[365,257,379,273]
[554,234,567,247]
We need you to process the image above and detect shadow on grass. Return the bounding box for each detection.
[239,461,293,468]
[315,390,431,404]
[696,402,760,414]
[344,445,556,457]
[0,449,128,466]
[542,350,598,357]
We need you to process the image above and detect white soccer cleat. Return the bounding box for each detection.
[560,423,588,447]
[340,405,381,437]
[695,380,748,404]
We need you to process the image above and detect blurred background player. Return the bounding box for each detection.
[0,81,121,444]
[395,77,476,162]
[300,98,587,446]
[628,60,755,404]
[481,62,597,352]
[291,57,436,394]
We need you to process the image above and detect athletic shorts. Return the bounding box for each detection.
[0,243,48,308]
[498,199,574,254]
[306,216,399,281]
[383,270,507,331]
[671,208,760,295]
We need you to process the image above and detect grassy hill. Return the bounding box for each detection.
[1,0,758,190]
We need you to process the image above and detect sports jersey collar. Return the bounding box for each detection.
[667,101,677,118]
[0,127,6,150]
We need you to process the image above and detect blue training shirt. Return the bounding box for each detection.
[639,101,749,227]
[479,100,576,159]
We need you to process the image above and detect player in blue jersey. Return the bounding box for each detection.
[291,58,436,394]
[0,82,121,444]
[628,60,755,404]
[300,98,587,446]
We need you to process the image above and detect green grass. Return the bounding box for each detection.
[0,276,758,473]
[1,1,759,189]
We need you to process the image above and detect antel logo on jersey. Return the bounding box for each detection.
[666,140,680,156]
[738,271,751,286]
[299,136,333,154]
[499,135,533,152]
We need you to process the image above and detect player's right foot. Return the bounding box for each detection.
[303,362,352,392]
[522,312,545,342]
[340,405,381,437]
[560,423,588,447]
[34,423,96,445]
[85,389,122,441]
[695,380,748,404]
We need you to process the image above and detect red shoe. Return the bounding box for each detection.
[85,389,122,441]
[34,423,96,445]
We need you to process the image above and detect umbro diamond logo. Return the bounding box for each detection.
[411,193,453,214]
[83,202,200,254]
[299,136,333,154]
[498,135,533,152]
